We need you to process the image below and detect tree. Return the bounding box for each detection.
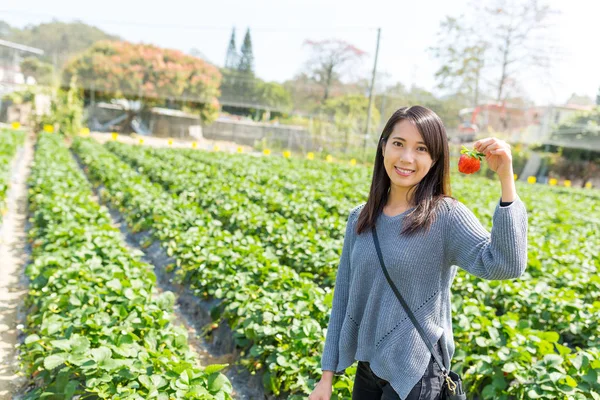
[429,16,487,106]
[596,87,600,106]
[20,57,55,85]
[318,94,380,150]
[224,27,239,70]
[302,39,366,102]
[430,0,555,103]
[2,19,119,69]
[254,81,292,112]
[63,40,222,130]
[0,20,14,38]
[566,93,594,106]
[487,0,554,101]
[238,28,254,74]
[375,83,467,129]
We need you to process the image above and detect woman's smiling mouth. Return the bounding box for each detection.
[394,166,415,176]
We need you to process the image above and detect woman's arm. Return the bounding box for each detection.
[445,196,528,280]
[320,207,358,374]
[445,137,528,280]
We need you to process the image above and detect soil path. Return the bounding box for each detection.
[0,134,34,399]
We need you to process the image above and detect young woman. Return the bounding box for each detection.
[309,106,528,400]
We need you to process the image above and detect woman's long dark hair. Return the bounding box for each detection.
[356,105,453,236]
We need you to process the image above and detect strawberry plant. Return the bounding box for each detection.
[20,132,233,399]
[0,127,25,222]
[69,137,600,399]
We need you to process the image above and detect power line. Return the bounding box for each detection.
[0,10,378,32]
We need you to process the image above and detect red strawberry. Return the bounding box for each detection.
[458,146,486,174]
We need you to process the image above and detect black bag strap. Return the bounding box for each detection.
[371,225,448,375]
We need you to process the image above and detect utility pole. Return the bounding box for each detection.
[364,27,381,155]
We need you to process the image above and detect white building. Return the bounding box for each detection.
[0,38,44,95]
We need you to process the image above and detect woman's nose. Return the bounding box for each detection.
[399,150,416,163]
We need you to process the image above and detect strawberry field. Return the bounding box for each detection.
[0,127,25,222]
[2,127,600,399]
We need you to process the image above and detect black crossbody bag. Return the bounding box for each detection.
[372,225,467,400]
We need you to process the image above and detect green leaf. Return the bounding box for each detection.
[208,373,231,392]
[44,353,67,370]
[203,363,229,374]
[25,334,41,344]
[91,346,112,363]
[563,375,577,388]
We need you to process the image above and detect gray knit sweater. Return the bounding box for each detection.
[320,195,528,399]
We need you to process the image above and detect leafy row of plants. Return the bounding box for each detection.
[105,141,344,286]
[20,132,233,399]
[93,138,600,398]
[192,143,600,349]
[107,141,600,349]
[171,146,370,220]
[72,137,348,398]
[0,127,25,222]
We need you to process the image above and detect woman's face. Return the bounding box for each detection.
[382,119,434,195]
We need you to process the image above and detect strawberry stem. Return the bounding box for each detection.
[460,145,486,159]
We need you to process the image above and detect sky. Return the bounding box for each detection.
[2,0,599,106]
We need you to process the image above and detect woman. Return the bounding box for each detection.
[309,106,528,400]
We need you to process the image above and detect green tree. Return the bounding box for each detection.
[255,81,292,112]
[20,57,55,85]
[1,19,119,68]
[238,28,254,74]
[319,94,380,150]
[375,83,467,129]
[224,27,239,70]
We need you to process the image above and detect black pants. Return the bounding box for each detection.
[352,340,445,400]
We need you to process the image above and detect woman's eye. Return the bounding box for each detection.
[419,147,428,152]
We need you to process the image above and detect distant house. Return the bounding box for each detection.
[0,39,44,90]
[523,104,596,148]
[457,102,597,150]
[0,39,46,123]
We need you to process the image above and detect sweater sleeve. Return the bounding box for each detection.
[320,208,358,373]
[445,195,528,280]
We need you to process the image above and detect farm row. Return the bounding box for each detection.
[71,136,599,399]
[0,127,24,222]
[19,132,233,399]
[3,124,598,399]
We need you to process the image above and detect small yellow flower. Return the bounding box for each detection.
[192,142,197,148]
[527,176,536,184]
[564,180,571,187]
[213,145,220,151]
[139,138,144,145]
[549,178,557,186]
[80,127,90,136]
[283,150,291,158]
[306,152,314,160]
[513,174,518,181]
[44,124,54,133]
[111,132,118,141]
[326,155,333,162]
[11,122,20,129]
[263,149,271,155]
[237,146,243,153]
[585,182,592,189]
[350,158,357,166]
